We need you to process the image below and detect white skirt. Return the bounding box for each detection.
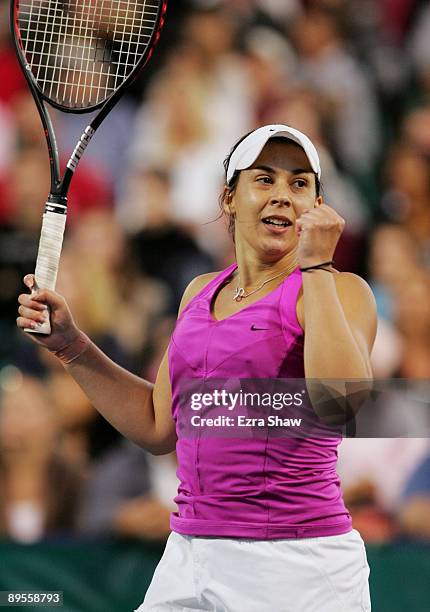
[135,529,371,612]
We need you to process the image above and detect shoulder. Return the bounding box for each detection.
[332,272,377,310]
[178,271,221,316]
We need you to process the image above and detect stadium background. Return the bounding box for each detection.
[0,0,429,610]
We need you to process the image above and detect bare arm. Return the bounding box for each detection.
[300,271,377,379]
[17,272,218,455]
[63,340,167,453]
[297,270,377,425]
[294,200,377,423]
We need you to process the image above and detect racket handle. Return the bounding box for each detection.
[25,199,67,335]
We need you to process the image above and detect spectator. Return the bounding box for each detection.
[129,7,253,231]
[337,438,429,542]
[395,269,430,379]
[127,169,216,312]
[78,440,178,542]
[368,223,422,322]
[0,372,81,542]
[382,140,430,262]
[63,210,169,364]
[290,7,381,176]
[52,97,136,203]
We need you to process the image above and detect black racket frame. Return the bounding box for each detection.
[11,0,168,200]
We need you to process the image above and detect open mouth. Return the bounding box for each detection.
[261,215,293,229]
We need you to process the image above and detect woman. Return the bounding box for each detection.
[17,124,376,611]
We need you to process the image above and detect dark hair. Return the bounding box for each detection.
[219,135,321,237]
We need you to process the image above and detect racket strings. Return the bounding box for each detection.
[17,0,161,108]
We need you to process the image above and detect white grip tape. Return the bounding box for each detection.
[35,208,67,291]
[25,207,67,335]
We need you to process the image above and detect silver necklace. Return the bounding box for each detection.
[232,265,296,302]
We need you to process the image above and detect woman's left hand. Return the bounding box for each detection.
[296,203,345,268]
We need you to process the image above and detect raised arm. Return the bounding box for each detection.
[295,202,377,424]
[295,202,377,379]
[17,272,217,455]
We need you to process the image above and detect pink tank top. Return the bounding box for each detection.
[168,264,352,539]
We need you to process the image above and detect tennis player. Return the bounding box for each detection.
[17,124,376,611]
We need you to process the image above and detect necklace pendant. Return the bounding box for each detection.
[233,287,245,302]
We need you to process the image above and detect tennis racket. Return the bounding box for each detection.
[11,0,168,333]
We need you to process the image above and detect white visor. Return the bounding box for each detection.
[226,124,321,184]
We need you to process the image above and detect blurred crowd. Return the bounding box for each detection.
[0,0,429,545]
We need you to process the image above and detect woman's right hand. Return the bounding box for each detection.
[17,274,81,353]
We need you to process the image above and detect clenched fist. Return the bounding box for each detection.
[296,203,345,268]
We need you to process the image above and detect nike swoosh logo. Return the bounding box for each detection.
[251,325,269,331]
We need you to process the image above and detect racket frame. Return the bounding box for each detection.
[11,0,168,333]
[12,0,168,197]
